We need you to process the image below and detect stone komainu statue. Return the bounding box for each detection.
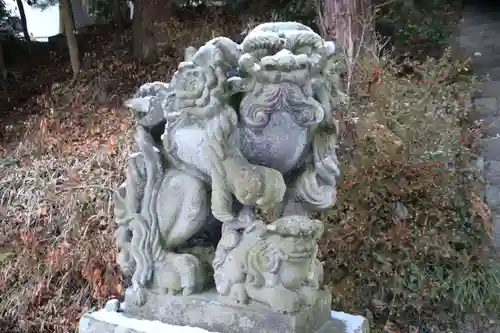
[113,22,345,311]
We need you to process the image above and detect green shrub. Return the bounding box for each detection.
[321,50,500,329]
[375,0,463,59]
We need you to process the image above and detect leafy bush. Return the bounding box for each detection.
[0,4,492,333]
[320,51,500,330]
[0,0,7,21]
[0,0,14,37]
[375,0,463,58]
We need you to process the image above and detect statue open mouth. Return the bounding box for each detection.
[284,245,315,261]
[285,252,313,261]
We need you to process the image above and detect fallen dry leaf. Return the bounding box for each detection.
[468,190,492,239]
[383,320,400,333]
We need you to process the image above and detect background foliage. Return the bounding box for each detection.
[0,0,498,333]
[319,51,499,331]
[0,0,7,20]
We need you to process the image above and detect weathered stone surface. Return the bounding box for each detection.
[474,97,498,116]
[488,67,500,81]
[483,116,500,137]
[459,6,500,262]
[79,310,216,333]
[482,137,500,161]
[485,160,500,185]
[79,291,369,333]
[452,5,500,331]
[212,216,326,313]
[123,289,332,333]
[79,306,369,333]
[476,80,500,98]
[79,312,369,333]
[485,184,500,207]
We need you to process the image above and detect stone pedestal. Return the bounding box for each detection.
[79,289,369,333]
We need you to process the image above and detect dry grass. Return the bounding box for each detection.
[0,14,244,333]
[320,50,499,331]
[0,107,134,332]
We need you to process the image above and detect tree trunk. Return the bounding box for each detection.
[316,0,373,88]
[112,0,125,28]
[59,0,65,34]
[60,0,81,82]
[58,0,76,35]
[0,39,4,74]
[66,0,77,34]
[71,0,93,29]
[0,40,6,92]
[15,0,30,41]
[132,0,158,62]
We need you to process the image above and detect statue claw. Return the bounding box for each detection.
[230,283,248,304]
[182,286,195,296]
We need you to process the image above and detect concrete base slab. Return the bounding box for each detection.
[79,306,369,333]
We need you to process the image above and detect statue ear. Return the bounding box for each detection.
[185,46,197,61]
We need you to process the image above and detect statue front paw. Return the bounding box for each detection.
[229,282,249,304]
[265,288,301,313]
[126,284,148,306]
[254,166,286,208]
[226,161,286,208]
[247,286,301,313]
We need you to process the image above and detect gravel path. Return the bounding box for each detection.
[455,4,500,332]
[458,4,500,254]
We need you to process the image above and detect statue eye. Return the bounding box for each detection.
[265,64,276,71]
